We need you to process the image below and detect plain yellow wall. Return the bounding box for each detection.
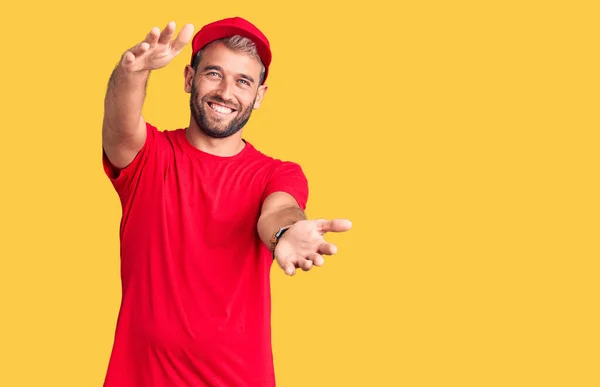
[1,1,598,386]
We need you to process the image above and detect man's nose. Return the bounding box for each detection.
[216,77,235,102]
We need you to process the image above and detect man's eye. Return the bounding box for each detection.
[238,79,250,86]
[207,72,220,77]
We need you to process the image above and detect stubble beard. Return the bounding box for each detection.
[190,83,255,139]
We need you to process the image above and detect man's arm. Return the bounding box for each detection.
[102,21,194,170]
[258,192,352,276]
[257,191,307,251]
[102,65,149,170]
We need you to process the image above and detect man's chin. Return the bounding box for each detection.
[200,125,240,139]
[193,109,249,139]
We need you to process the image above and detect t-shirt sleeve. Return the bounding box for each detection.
[102,122,161,205]
[262,161,309,210]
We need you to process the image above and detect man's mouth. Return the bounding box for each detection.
[208,102,236,114]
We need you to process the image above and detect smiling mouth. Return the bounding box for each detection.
[208,102,236,114]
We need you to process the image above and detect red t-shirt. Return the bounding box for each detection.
[101,123,309,387]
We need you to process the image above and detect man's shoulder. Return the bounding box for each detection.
[144,122,183,137]
[244,140,302,169]
[244,143,308,187]
[144,123,188,151]
[148,123,184,137]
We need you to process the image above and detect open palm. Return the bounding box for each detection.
[121,21,195,73]
[274,219,352,276]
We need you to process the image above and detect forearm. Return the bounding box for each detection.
[257,205,307,251]
[102,63,149,142]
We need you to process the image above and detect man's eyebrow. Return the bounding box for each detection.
[201,65,222,72]
[239,73,255,83]
[200,65,255,83]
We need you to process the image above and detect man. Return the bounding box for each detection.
[101,16,352,386]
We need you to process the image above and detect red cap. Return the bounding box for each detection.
[190,17,272,83]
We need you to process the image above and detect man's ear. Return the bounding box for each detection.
[253,84,269,109]
[184,65,195,93]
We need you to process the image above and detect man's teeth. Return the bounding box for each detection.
[210,103,233,114]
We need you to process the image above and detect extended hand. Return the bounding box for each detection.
[121,21,195,73]
[274,219,352,276]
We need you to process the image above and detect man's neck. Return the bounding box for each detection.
[185,123,246,157]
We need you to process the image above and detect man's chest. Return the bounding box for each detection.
[157,161,269,240]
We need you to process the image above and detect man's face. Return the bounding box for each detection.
[187,42,267,139]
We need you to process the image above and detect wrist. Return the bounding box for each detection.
[270,225,292,258]
[119,64,150,78]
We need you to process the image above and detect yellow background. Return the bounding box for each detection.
[1,0,598,386]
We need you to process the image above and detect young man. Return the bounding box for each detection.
[101,16,352,386]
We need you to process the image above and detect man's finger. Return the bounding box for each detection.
[157,21,176,44]
[139,42,150,53]
[278,256,299,276]
[318,219,353,233]
[172,23,195,52]
[317,243,337,256]
[127,42,149,57]
[121,51,135,65]
[283,262,296,276]
[307,253,325,267]
[145,27,160,45]
[298,258,313,272]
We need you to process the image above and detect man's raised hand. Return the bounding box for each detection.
[121,21,195,73]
